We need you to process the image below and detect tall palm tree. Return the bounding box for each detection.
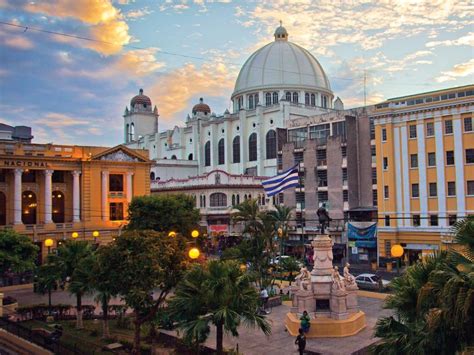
[169,260,271,355]
[94,290,112,339]
[69,253,95,329]
[269,205,294,256]
[36,262,60,316]
[232,198,262,237]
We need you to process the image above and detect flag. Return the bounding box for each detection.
[262,164,299,197]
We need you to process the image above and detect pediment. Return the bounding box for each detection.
[92,145,148,163]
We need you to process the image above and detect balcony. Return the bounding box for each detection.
[109,192,124,198]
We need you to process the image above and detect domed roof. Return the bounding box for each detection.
[131,88,152,107]
[192,98,211,115]
[232,25,331,98]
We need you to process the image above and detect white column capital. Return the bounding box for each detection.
[102,170,109,176]
[14,168,23,176]
[71,170,81,177]
[126,171,134,176]
[44,169,54,176]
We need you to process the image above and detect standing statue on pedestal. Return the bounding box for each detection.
[317,203,332,234]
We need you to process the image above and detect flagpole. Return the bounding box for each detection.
[297,161,305,263]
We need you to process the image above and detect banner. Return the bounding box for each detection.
[347,222,377,241]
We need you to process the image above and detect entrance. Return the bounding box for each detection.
[406,249,422,265]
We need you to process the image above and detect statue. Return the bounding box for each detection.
[343,263,357,287]
[331,266,345,291]
[295,267,311,291]
[317,203,332,234]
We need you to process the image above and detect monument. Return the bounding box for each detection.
[285,233,366,337]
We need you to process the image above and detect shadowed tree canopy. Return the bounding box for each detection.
[0,230,38,275]
[127,194,200,236]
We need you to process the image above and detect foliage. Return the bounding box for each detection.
[35,262,60,312]
[168,259,271,355]
[0,230,38,275]
[372,217,474,355]
[127,194,200,236]
[278,256,301,274]
[268,204,294,255]
[3,296,17,305]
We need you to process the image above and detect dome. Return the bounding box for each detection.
[192,98,211,115]
[131,88,152,107]
[232,26,331,98]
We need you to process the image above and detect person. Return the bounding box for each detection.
[295,328,306,355]
[300,310,311,333]
[260,288,269,311]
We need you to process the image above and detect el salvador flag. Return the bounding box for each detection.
[262,164,299,197]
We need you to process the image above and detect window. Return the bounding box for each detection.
[309,124,330,142]
[410,154,418,168]
[129,123,135,141]
[446,151,455,165]
[218,139,225,165]
[384,185,389,199]
[317,149,327,166]
[204,141,211,166]
[109,174,124,192]
[232,136,240,163]
[445,119,453,134]
[447,181,456,196]
[466,149,474,164]
[322,96,328,108]
[429,182,437,197]
[464,117,473,132]
[265,92,272,106]
[248,133,257,161]
[52,171,65,183]
[52,191,65,223]
[311,93,316,106]
[272,92,279,104]
[382,128,387,141]
[385,241,391,256]
[448,215,457,226]
[341,146,347,157]
[385,215,390,227]
[22,170,36,183]
[372,168,377,184]
[279,193,284,204]
[248,95,254,109]
[318,170,328,187]
[266,130,277,159]
[409,125,417,138]
[372,190,378,206]
[110,202,124,221]
[317,191,328,202]
[343,190,348,202]
[231,194,236,206]
[332,121,346,139]
[210,193,227,207]
[413,215,421,227]
[429,215,439,226]
[468,180,474,195]
[383,157,388,170]
[342,168,348,185]
[285,91,291,101]
[294,152,304,164]
[292,92,299,103]
[150,172,155,180]
[428,152,436,167]
[370,118,375,140]
[236,194,240,204]
[412,183,419,198]
[371,145,376,157]
[426,122,434,137]
[305,93,310,105]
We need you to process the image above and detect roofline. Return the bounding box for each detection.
[385,84,474,101]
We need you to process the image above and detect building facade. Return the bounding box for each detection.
[373,84,474,264]
[0,142,151,260]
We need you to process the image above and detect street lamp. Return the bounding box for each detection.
[391,244,404,275]
[44,238,54,254]
[168,231,177,238]
[191,230,199,238]
[277,227,283,256]
[93,230,100,244]
[71,232,79,239]
[189,247,200,260]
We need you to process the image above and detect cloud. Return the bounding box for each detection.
[426,32,474,48]
[24,0,130,55]
[34,112,88,128]
[125,7,152,19]
[2,35,34,50]
[436,59,474,82]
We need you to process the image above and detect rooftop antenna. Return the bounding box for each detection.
[363,70,367,107]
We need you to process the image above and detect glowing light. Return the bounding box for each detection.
[93,231,100,238]
[391,244,404,258]
[188,248,200,259]
[72,232,79,239]
[191,230,199,238]
[44,238,54,247]
[168,231,177,238]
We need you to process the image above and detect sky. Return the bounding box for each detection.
[0,0,473,146]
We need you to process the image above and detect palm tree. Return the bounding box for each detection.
[69,253,95,329]
[169,260,271,355]
[232,198,262,237]
[269,205,294,256]
[94,290,112,339]
[36,262,60,316]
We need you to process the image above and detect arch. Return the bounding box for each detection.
[292,92,299,103]
[125,124,130,143]
[322,96,328,108]
[171,155,177,160]
[248,133,257,161]
[266,130,277,159]
[204,141,211,166]
[285,91,291,101]
[311,93,316,106]
[305,93,310,105]
[150,172,155,180]
[273,92,279,104]
[203,195,206,207]
[248,95,254,109]
[218,138,225,165]
[52,190,65,223]
[22,190,37,225]
[265,92,272,106]
[236,194,240,204]
[130,123,135,141]
[232,136,240,163]
[232,194,236,206]
[188,153,193,160]
[0,192,5,225]
[210,192,227,207]
[244,194,248,201]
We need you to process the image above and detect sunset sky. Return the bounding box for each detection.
[0,0,472,146]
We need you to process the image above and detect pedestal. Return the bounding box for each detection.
[330,289,348,320]
[345,284,359,313]
[293,289,314,313]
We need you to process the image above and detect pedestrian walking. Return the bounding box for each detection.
[295,328,306,355]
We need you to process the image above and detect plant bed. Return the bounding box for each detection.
[268,295,282,307]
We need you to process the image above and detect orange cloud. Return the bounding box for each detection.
[436,59,474,83]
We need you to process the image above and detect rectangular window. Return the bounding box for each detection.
[426,122,434,137]
[467,181,474,195]
[409,124,417,138]
[382,128,387,141]
[22,171,36,183]
[372,167,377,184]
[383,157,388,170]
[372,189,378,206]
[410,154,418,168]
[384,215,390,227]
[385,240,391,257]
[317,170,328,187]
[445,119,453,134]
[412,183,419,198]
[317,149,327,166]
[428,152,436,167]
[429,182,437,197]
[371,145,376,157]
[52,171,65,183]
[430,215,439,226]
[294,151,304,164]
[317,191,328,202]
[448,215,457,226]
[110,202,124,221]
[309,124,330,143]
[332,121,346,139]
[384,185,389,199]
[342,168,348,185]
[109,174,124,192]
[343,190,349,202]
[341,146,347,157]
[446,151,455,165]
[466,149,474,164]
[413,214,421,227]
[447,181,456,196]
[370,118,375,140]
[464,117,473,132]
[279,193,284,204]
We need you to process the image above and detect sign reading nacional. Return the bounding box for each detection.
[2,160,50,168]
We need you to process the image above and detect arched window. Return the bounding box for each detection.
[248,133,257,161]
[305,93,310,105]
[203,195,206,207]
[273,92,279,104]
[261,195,265,205]
[125,124,130,142]
[285,91,291,101]
[0,192,5,225]
[254,93,259,106]
[265,92,272,106]
[218,138,225,165]
[311,93,316,106]
[171,155,177,160]
[204,141,211,166]
[22,191,36,225]
[248,95,254,109]
[236,194,240,204]
[266,130,277,159]
[130,123,135,141]
[150,172,155,180]
[188,153,193,160]
[244,194,248,201]
[210,193,227,207]
[322,96,327,108]
[292,92,299,103]
[233,136,240,163]
[52,191,65,223]
[232,194,236,206]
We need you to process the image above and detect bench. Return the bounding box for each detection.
[103,342,123,351]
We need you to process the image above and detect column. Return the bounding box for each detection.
[44,170,53,224]
[126,172,133,203]
[101,171,109,221]
[400,126,410,226]
[434,118,447,227]
[13,169,22,225]
[72,171,81,222]
[453,116,466,217]
[417,121,428,227]
[393,127,403,227]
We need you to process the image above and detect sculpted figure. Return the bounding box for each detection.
[332,266,345,290]
[317,203,332,234]
[343,263,356,286]
[295,267,311,291]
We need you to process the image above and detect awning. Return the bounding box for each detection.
[355,240,376,248]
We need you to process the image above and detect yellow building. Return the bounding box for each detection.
[372,84,474,264]
[0,142,151,260]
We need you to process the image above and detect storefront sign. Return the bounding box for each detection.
[406,244,439,250]
[209,224,228,233]
[351,246,358,254]
[2,160,50,168]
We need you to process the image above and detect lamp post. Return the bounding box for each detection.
[71,232,79,239]
[168,231,177,238]
[44,238,54,255]
[277,227,283,257]
[189,247,200,260]
[93,230,100,244]
[391,244,404,275]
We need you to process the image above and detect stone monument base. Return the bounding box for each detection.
[285,311,366,338]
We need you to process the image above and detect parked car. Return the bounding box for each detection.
[355,273,390,291]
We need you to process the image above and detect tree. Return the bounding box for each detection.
[269,205,294,256]
[0,230,38,276]
[127,194,200,236]
[36,262,60,315]
[99,230,187,354]
[169,260,271,355]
